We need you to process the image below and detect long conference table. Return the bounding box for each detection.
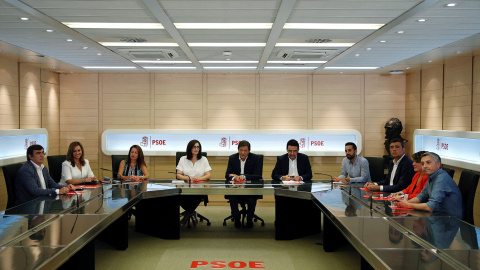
[0,179,479,269]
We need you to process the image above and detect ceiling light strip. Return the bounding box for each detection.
[133,60,192,64]
[100,42,178,47]
[283,23,384,30]
[63,22,164,29]
[324,67,378,70]
[174,23,272,29]
[267,61,327,64]
[276,43,354,47]
[83,66,137,69]
[264,67,318,69]
[189,43,266,47]
[200,61,259,64]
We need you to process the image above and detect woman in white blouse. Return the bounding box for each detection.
[177,139,211,227]
[60,141,97,185]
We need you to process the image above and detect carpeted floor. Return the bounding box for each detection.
[95,206,360,270]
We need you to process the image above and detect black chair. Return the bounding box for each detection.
[112,155,127,179]
[176,151,211,227]
[223,154,265,227]
[365,157,385,182]
[2,162,24,209]
[47,155,67,183]
[442,167,455,179]
[458,170,480,225]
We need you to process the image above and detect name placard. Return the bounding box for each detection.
[101,129,362,157]
[414,129,480,171]
[0,129,49,166]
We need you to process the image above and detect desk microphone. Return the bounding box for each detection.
[314,172,334,183]
[100,168,119,179]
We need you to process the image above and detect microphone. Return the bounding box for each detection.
[100,167,119,179]
[315,172,334,183]
[70,187,80,209]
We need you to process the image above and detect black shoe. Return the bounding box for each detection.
[234,216,241,228]
[245,219,253,228]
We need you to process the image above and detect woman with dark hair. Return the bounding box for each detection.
[60,141,96,185]
[176,140,211,227]
[117,145,149,181]
[391,151,428,199]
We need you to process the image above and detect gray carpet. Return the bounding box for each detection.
[95,206,360,270]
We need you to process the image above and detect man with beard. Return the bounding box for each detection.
[334,142,371,183]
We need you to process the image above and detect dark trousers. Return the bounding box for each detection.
[180,195,203,213]
[229,195,257,220]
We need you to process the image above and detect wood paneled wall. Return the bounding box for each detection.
[0,59,60,210]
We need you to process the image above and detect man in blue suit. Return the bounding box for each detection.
[225,140,262,228]
[271,139,312,182]
[365,138,415,192]
[15,145,73,205]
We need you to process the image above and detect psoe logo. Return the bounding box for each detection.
[219,137,227,147]
[152,139,166,146]
[436,138,448,151]
[299,138,306,148]
[140,136,148,147]
[24,138,29,150]
[311,140,324,146]
[231,140,243,146]
[191,261,265,269]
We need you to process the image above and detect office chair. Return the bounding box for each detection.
[111,155,127,179]
[365,157,385,182]
[458,170,480,225]
[47,155,67,183]
[442,167,455,179]
[2,162,24,209]
[223,154,265,227]
[176,151,211,227]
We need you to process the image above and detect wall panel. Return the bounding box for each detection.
[420,65,443,130]
[473,55,480,131]
[405,70,421,156]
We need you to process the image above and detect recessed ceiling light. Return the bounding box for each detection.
[188,43,265,47]
[264,66,318,70]
[340,72,344,74]
[406,67,411,69]
[133,60,192,64]
[283,23,384,30]
[63,22,164,29]
[82,66,137,69]
[46,29,53,32]
[67,39,72,42]
[82,46,88,49]
[355,54,360,57]
[20,17,28,21]
[456,51,462,54]
[174,23,272,29]
[446,3,456,7]
[27,58,33,61]
[100,42,179,47]
[267,61,327,64]
[200,61,258,64]
[275,43,354,47]
[428,60,433,62]
[324,67,378,70]
[397,31,404,34]
[380,40,386,43]
[366,48,372,50]
[417,19,426,22]
[97,53,102,56]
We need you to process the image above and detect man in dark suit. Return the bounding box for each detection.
[225,140,262,228]
[365,138,415,192]
[15,144,73,205]
[271,139,313,182]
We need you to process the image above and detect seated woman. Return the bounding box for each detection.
[117,145,149,181]
[176,140,211,228]
[60,141,97,185]
[391,151,428,200]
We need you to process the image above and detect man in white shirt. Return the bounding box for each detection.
[364,138,414,192]
[15,145,73,205]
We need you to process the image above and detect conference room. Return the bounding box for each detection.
[1,0,480,269]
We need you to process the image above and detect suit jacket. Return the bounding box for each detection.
[376,155,415,192]
[271,153,313,182]
[225,153,262,181]
[15,161,65,205]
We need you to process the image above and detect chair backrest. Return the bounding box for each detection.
[2,162,24,209]
[175,152,208,166]
[365,157,385,182]
[47,155,67,183]
[256,154,264,179]
[442,167,455,178]
[458,170,480,224]
[111,155,127,178]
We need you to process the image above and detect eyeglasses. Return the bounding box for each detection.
[193,146,200,149]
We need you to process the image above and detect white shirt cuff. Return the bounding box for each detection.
[55,189,59,194]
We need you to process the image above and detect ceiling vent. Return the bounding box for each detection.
[276,49,336,59]
[117,48,179,59]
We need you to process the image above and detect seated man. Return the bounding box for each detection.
[334,142,371,183]
[225,140,262,228]
[271,139,312,182]
[395,152,463,219]
[365,138,414,192]
[15,144,73,205]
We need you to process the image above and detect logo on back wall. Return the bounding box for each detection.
[219,137,227,147]
[24,138,29,150]
[435,138,448,151]
[140,136,148,147]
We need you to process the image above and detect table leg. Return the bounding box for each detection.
[275,195,321,240]
[135,195,180,239]
[59,240,95,270]
[97,212,129,250]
